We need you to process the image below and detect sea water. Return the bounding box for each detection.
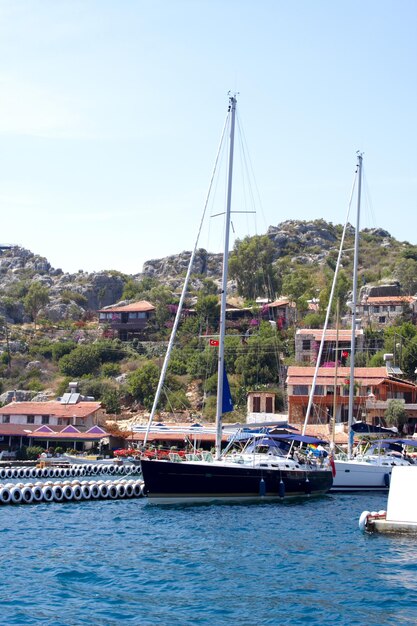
[0,493,416,625]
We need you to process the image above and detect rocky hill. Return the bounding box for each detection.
[0,219,413,324]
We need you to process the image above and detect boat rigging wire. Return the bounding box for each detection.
[142,106,231,445]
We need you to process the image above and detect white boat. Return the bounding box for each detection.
[359,465,417,533]
[332,154,414,490]
[140,95,333,503]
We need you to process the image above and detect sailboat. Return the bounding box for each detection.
[329,154,413,491]
[140,95,333,503]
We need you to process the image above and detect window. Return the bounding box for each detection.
[26,415,35,424]
[138,312,147,319]
[2,416,10,424]
[99,313,107,320]
[42,416,50,425]
[373,306,380,313]
[390,306,396,312]
[302,340,311,351]
[265,397,273,413]
[379,316,386,324]
[128,312,138,319]
[294,385,308,396]
[314,386,324,396]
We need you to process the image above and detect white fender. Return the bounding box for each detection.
[108,484,118,499]
[0,487,12,504]
[52,485,64,502]
[10,486,23,504]
[72,485,83,500]
[62,485,74,501]
[116,483,126,498]
[99,483,109,498]
[89,484,100,499]
[79,484,90,499]
[31,486,43,502]
[132,482,142,497]
[41,486,54,502]
[21,487,34,504]
[358,510,371,532]
[124,484,134,497]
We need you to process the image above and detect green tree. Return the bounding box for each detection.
[195,294,219,330]
[402,336,417,379]
[24,282,50,328]
[229,235,280,300]
[150,285,175,329]
[127,362,161,410]
[281,266,314,313]
[394,258,417,295]
[122,276,160,301]
[102,389,122,415]
[384,399,407,433]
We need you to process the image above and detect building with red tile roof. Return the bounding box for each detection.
[286,365,417,432]
[99,300,156,340]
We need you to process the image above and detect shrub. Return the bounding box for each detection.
[101,362,121,378]
[26,446,45,460]
[52,341,77,362]
[59,345,101,377]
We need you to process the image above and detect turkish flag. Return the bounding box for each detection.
[209,339,219,346]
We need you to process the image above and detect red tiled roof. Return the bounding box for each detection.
[296,329,363,339]
[0,401,101,418]
[99,300,155,313]
[364,296,416,304]
[287,366,417,389]
[267,299,294,309]
[287,366,388,386]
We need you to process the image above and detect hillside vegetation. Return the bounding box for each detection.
[1,219,417,421]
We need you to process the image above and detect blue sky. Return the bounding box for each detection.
[0,0,416,274]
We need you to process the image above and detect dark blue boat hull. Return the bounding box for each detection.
[141,459,333,503]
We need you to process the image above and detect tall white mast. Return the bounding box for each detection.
[215,94,236,460]
[347,152,363,458]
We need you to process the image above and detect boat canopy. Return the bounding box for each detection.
[371,438,417,448]
[351,421,398,434]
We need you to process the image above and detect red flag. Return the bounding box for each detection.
[329,456,336,478]
[209,339,219,347]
